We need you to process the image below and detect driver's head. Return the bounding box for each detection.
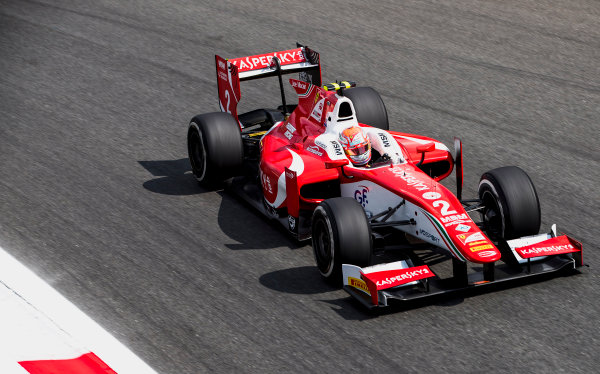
[339,126,371,166]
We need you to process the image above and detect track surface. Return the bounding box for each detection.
[1,1,598,372]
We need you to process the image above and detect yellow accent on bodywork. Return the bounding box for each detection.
[348,277,370,294]
[247,131,267,137]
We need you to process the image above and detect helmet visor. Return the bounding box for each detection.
[345,143,371,156]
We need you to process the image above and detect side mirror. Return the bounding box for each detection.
[415,142,435,167]
[325,159,350,169]
[416,142,435,153]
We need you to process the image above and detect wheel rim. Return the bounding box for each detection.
[481,190,503,239]
[313,218,333,276]
[189,130,206,180]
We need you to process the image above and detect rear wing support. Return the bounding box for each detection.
[272,57,288,118]
[215,44,321,129]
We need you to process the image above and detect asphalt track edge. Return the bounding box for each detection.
[0,245,159,374]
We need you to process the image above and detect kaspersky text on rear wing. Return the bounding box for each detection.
[215,45,321,128]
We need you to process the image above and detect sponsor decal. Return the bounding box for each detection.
[283,122,296,140]
[468,240,488,246]
[218,60,226,70]
[441,213,469,224]
[456,232,485,245]
[348,277,370,294]
[314,139,327,149]
[422,192,442,200]
[518,244,575,257]
[364,266,434,289]
[444,219,472,227]
[291,80,307,90]
[306,145,323,156]
[391,170,430,191]
[455,223,471,232]
[515,235,580,259]
[330,141,343,156]
[230,49,305,72]
[311,98,325,121]
[285,170,295,179]
[378,133,391,147]
[314,92,320,104]
[419,229,440,243]
[354,186,369,207]
[218,71,228,81]
[288,215,296,231]
[261,172,273,194]
[471,244,494,252]
[479,250,497,258]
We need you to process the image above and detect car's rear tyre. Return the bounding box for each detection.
[187,112,243,187]
[344,87,389,130]
[478,166,541,240]
[311,197,372,285]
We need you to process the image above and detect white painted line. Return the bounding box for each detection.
[0,246,159,374]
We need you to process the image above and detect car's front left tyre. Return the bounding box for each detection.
[311,197,372,285]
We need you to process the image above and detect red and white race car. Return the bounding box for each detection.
[187,45,583,308]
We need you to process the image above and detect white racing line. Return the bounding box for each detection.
[0,245,158,374]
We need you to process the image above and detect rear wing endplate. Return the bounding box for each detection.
[215,44,321,128]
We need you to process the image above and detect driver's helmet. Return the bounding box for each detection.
[339,126,371,166]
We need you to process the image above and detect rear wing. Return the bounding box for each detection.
[215,44,321,128]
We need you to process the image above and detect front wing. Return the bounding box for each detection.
[342,227,583,309]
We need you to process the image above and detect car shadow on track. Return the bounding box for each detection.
[259,266,332,295]
[138,158,304,251]
[316,285,467,320]
[217,192,305,251]
[138,158,202,196]
[137,159,475,318]
[258,264,466,321]
[259,266,380,321]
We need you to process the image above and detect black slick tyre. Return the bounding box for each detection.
[311,197,372,285]
[478,166,541,240]
[187,112,243,187]
[344,87,389,130]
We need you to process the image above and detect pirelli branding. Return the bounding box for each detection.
[470,244,494,252]
[348,277,370,294]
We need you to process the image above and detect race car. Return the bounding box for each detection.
[187,44,583,308]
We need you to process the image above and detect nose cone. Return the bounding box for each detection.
[451,230,501,263]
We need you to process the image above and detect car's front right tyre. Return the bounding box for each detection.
[478,166,541,240]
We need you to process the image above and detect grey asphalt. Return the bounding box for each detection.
[1,0,599,373]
